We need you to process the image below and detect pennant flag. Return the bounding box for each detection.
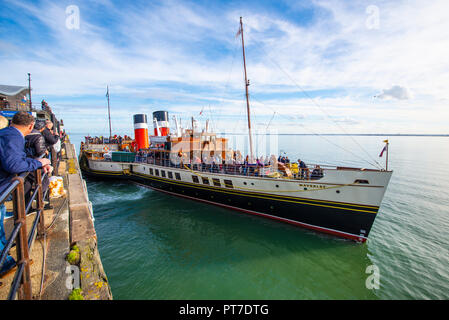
[235,27,242,38]
[379,145,387,157]
[199,106,204,116]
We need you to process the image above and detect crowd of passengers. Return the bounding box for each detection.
[0,112,64,275]
[134,149,324,179]
[84,135,133,145]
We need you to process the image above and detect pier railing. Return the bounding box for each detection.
[0,168,48,300]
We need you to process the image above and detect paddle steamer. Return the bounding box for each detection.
[79,18,392,242]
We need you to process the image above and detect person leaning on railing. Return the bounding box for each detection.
[0,112,53,274]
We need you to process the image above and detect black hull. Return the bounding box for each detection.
[80,161,379,242]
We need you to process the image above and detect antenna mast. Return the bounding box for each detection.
[28,73,32,111]
[106,85,112,140]
[239,17,254,163]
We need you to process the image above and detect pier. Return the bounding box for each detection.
[0,134,112,300]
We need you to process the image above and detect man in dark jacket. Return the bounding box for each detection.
[42,120,60,170]
[0,112,51,274]
[24,120,51,207]
[298,159,307,179]
[42,120,59,151]
[25,120,47,159]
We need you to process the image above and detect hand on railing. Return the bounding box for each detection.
[38,158,51,167]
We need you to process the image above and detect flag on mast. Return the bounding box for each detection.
[379,140,389,157]
[235,26,242,38]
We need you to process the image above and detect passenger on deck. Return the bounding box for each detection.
[298,159,307,179]
[243,155,249,175]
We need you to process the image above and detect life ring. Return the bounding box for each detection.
[103,146,109,152]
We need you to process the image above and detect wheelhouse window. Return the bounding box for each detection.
[155,169,159,176]
[149,168,154,175]
[168,171,173,179]
[192,175,199,183]
[202,177,209,185]
[175,172,181,180]
[161,170,166,178]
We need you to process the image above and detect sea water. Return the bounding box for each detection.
[69,134,449,299]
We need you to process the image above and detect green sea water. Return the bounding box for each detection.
[71,134,449,299]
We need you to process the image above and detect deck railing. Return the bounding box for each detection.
[132,155,325,180]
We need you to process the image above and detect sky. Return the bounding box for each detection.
[1,0,448,135]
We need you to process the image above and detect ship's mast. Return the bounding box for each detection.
[239,17,254,163]
[106,85,112,140]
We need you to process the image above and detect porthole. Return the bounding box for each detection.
[336,190,340,194]
[243,182,247,185]
[276,185,279,188]
[304,187,307,190]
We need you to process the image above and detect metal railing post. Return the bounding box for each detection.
[11,176,32,300]
[50,147,57,170]
[36,169,45,236]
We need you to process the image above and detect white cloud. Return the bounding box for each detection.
[376,85,412,100]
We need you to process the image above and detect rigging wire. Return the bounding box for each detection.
[249,95,382,168]
[265,111,277,132]
[247,37,383,169]
[253,111,277,156]
[210,36,240,132]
